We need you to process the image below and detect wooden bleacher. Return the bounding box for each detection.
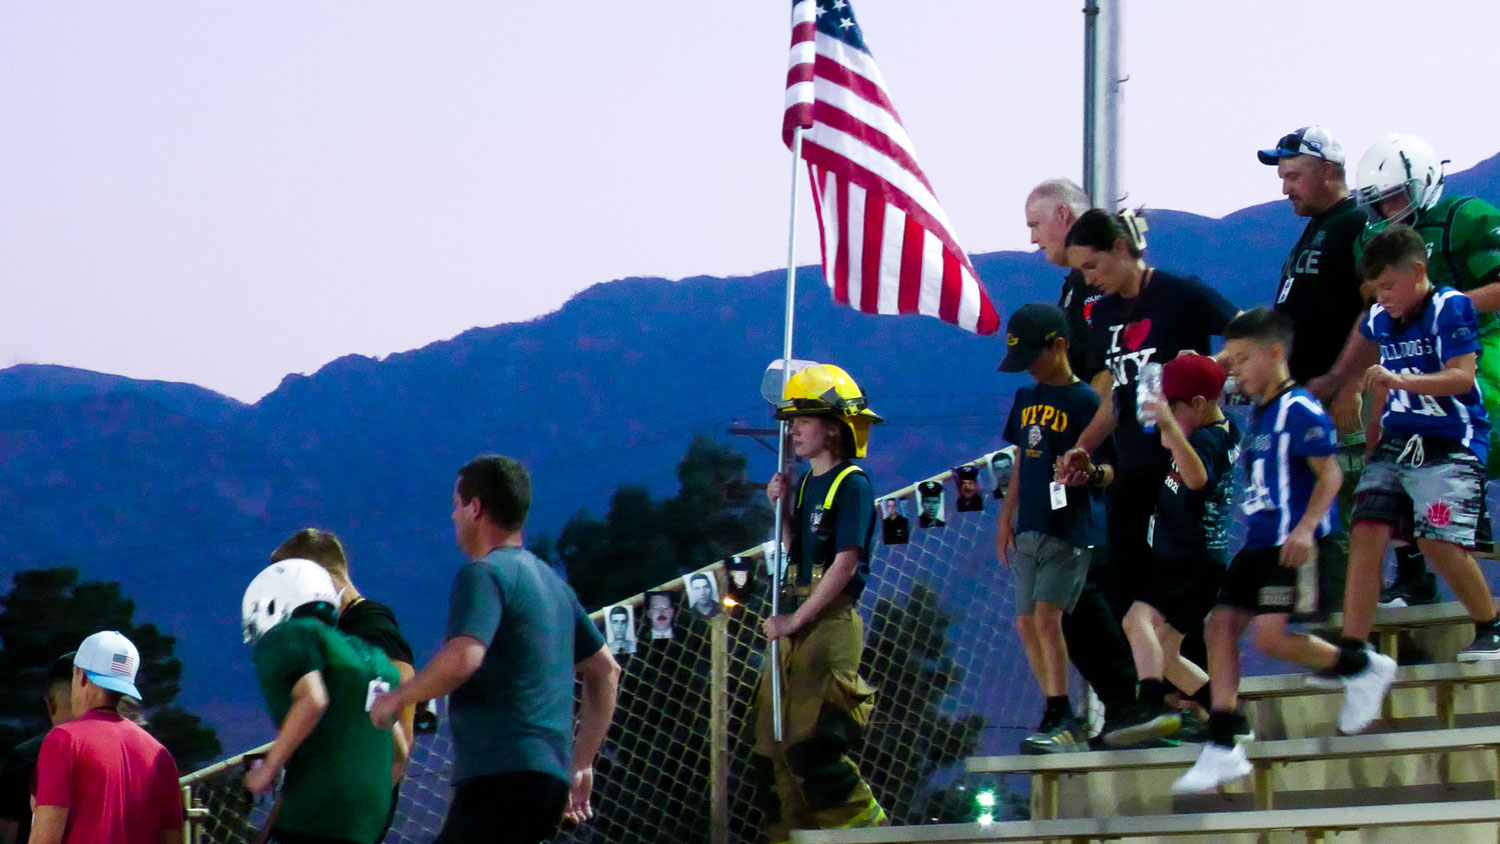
[795,600,1500,843]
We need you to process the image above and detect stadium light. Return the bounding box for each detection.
[975,790,996,809]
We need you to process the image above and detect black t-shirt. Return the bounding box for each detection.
[1004,380,1100,548]
[339,598,415,666]
[0,733,44,844]
[792,463,877,600]
[1274,197,1369,383]
[1086,269,1239,471]
[1152,417,1241,565]
[1058,269,1108,381]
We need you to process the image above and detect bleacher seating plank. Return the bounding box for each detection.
[789,798,1500,844]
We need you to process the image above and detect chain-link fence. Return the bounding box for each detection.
[177,449,1053,843]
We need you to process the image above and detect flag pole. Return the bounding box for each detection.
[769,125,805,743]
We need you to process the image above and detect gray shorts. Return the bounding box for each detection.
[1013,531,1092,614]
[1353,437,1486,548]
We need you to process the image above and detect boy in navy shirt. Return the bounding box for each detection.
[997,303,1104,754]
[1175,309,1392,794]
[1107,354,1240,747]
[1336,225,1500,667]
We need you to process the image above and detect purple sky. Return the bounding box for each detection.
[4,2,1499,402]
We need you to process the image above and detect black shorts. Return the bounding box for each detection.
[1216,538,1335,616]
[1138,555,1226,636]
[436,771,570,844]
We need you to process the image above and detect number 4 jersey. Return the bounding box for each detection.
[1359,286,1491,465]
[1241,386,1339,550]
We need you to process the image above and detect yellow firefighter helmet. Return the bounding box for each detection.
[773,364,883,457]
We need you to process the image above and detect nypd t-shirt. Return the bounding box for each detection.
[1240,386,1338,550]
[1004,380,1099,548]
[1086,269,1239,471]
[1358,287,1490,463]
[1152,417,1240,565]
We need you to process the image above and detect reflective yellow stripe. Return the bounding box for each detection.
[837,799,886,829]
[794,464,865,509]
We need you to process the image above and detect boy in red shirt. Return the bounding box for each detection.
[30,631,183,844]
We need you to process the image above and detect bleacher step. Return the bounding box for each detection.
[789,798,1500,843]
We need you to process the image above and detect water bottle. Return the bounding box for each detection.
[1136,362,1164,433]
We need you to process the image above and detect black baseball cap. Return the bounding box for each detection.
[998,302,1069,372]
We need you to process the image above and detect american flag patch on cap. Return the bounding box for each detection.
[111,652,135,675]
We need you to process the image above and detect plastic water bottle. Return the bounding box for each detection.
[1136,362,1164,433]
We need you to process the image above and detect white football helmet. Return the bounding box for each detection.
[1355,133,1445,224]
[242,558,339,643]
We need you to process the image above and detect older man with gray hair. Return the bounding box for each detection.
[1010,180,1140,751]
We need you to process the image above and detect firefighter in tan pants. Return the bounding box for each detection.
[754,364,888,842]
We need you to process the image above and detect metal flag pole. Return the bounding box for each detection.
[769,125,805,742]
[1082,0,1123,211]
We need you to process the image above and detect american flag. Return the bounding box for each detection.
[783,0,1001,336]
[111,651,135,675]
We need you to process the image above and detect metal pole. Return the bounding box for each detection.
[1083,0,1123,211]
[769,126,804,742]
[709,611,730,844]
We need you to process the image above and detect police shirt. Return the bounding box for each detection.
[1239,386,1338,550]
[253,617,399,843]
[1003,380,1099,548]
[1358,195,1500,339]
[1086,269,1239,471]
[1358,286,1490,463]
[1275,197,1369,383]
[1059,269,1108,380]
[1152,417,1240,565]
[793,463,877,600]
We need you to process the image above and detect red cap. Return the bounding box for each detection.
[1162,354,1227,403]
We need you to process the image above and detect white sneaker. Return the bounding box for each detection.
[1338,651,1397,734]
[1171,743,1252,794]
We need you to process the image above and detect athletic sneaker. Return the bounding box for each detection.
[1378,572,1439,608]
[1103,702,1182,748]
[1020,715,1089,755]
[1338,651,1397,734]
[1458,627,1500,662]
[1170,743,1251,793]
[1306,645,1377,689]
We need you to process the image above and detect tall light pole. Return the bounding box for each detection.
[1083,0,1123,211]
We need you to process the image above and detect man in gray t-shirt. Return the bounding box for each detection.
[371,455,619,844]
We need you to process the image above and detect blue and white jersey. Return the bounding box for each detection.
[1358,287,1490,464]
[1240,387,1339,550]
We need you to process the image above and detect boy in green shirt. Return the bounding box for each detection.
[242,558,405,844]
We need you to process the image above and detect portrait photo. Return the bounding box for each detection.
[917,480,946,529]
[682,571,721,618]
[727,554,755,604]
[881,496,910,545]
[645,590,675,640]
[989,447,1017,499]
[604,603,637,656]
[953,464,984,512]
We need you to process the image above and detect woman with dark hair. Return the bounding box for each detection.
[1055,208,1239,650]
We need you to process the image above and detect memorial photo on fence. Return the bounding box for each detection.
[881,496,911,545]
[682,571,721,618]
[645,590,675,640]
[917,480,946,528]
[727,554,754,604]
[989,447,1016,499]
[954,465,984,512]
[605,603,637,655]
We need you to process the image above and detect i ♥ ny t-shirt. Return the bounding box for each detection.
[1086,269,1239,470]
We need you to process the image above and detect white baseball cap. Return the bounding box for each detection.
[75,630,142,700]
[1258,125,1345,166]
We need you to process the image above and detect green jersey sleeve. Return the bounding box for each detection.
[253,624,324,719]
[1452,197,1500,284]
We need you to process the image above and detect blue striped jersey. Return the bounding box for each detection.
[1358,287,1489,464]
[1240,387,1338,549]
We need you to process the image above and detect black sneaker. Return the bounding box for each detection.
[1103,701,1183,748]
[1020,716,1090,755]
[1459,627,1500,662]
[1378,572,1439,608]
